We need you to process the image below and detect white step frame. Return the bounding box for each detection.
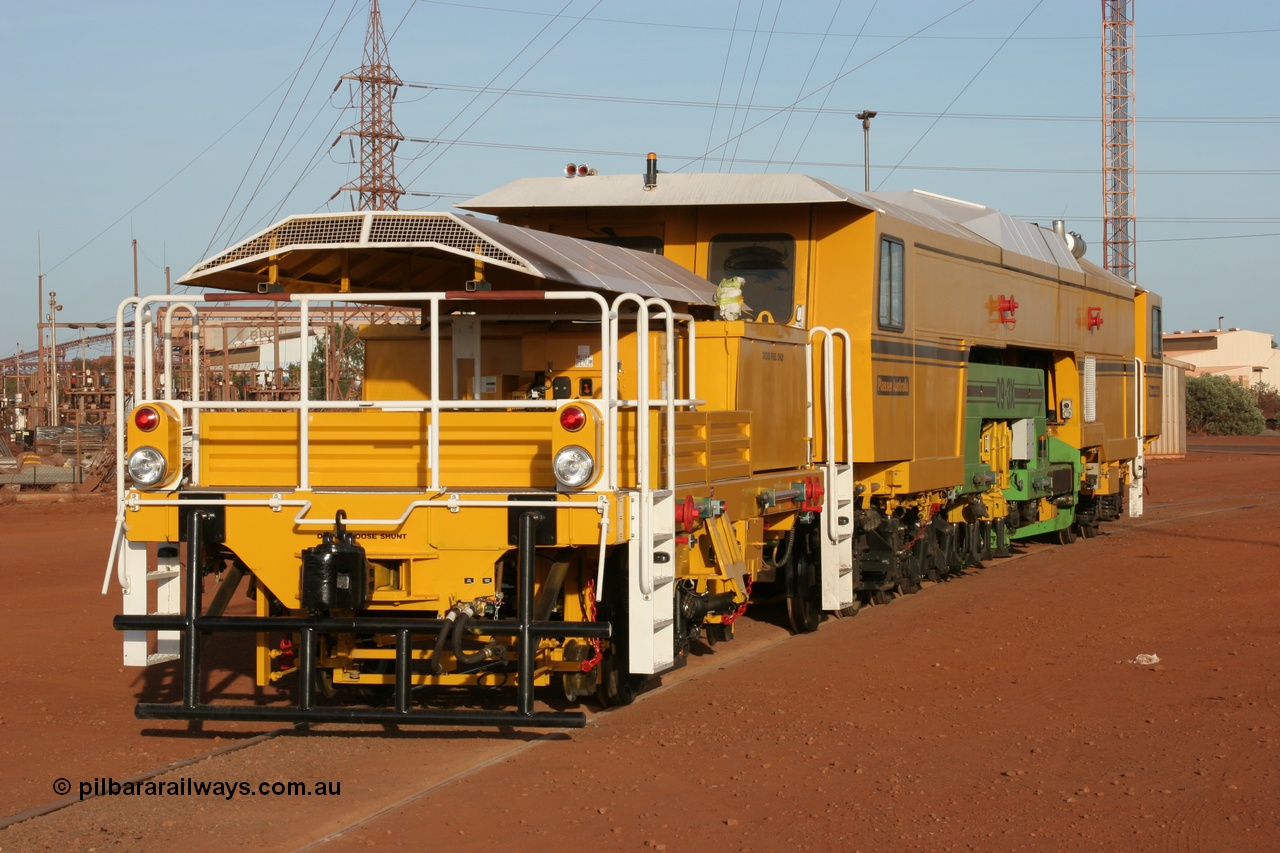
[1128,356,1146,517]
[809,327,857,611]
[119,538,181,666]
[627,489,676,674]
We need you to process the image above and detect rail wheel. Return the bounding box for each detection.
[561,640,597,703]
[597,646,642,708]
[785,526,822,634]
[898,546,924,595]
[927,519,951,580]
[1056,523,1077,545]
[964,522,984,568]
[832,600,862,619]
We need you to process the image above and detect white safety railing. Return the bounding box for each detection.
[105,290,702,600]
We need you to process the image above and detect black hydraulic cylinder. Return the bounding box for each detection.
[395,629,412,715]
[516,509,541,717]
[182,510,206,710]
[298,627,316,712]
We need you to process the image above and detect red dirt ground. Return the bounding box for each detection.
[2,440,1278,851]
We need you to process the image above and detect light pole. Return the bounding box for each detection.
[47,291,63,427]
[856,110,877,192]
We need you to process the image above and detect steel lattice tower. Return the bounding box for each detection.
[1102,0,1135,280]
[340,0,404,210]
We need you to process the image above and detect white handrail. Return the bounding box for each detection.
[808,326,855,544]
[1133,356,1145,439]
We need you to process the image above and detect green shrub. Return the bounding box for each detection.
[1185,374,1265,435]
[1251,381,1279,430]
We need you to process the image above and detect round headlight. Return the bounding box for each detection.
[553,445,595,489]
[127,446,168,488]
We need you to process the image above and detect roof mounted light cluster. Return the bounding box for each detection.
[564,163,597,178]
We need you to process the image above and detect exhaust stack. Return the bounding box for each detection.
[1053,219,1087,259]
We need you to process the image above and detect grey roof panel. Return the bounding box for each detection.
[461,172,869,210]
[464,174,1114,280]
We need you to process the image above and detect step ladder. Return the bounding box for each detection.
[627,489,676,675]
[821,462,857,610]
[120,538,181,666]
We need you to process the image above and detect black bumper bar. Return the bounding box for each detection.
[114,509,610,729]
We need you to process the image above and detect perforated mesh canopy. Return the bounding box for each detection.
[178,211,717,306]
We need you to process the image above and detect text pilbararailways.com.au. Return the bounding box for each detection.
[54,777,341,801]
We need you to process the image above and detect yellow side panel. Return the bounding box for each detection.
[364,336,435,400]
[735,337,808,472]
[198,411,554,489]
[881,457,964,496]
[437,412,553,487]
[913,359,964,465]
[707,411,751,481]
[673,412,709,486]
[199,412,302,486]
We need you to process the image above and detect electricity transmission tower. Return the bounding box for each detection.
[1102,0,1135,280]
[339,0,404,210]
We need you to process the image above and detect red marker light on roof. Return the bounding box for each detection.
[134,406,160,432]
[564,163,578,178]
[577,163,590,177]
[559,405,586,432]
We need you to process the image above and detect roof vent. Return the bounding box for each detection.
[1053,220,1087,259]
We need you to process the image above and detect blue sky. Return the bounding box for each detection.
[2,1,1277,362]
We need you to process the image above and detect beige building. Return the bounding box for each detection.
[1162,327,1278,388]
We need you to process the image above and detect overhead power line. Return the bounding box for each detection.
[415,2,1280,42]
[393,80,1279,125]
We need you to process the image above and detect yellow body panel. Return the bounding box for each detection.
[199,410,554,489]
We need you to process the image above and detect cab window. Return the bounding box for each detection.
[878,237,905,331]
[1151,305,1163,359]
[708,234,796,323]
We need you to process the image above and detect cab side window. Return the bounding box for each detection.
[878,237,905,331]
[708,234,796,323]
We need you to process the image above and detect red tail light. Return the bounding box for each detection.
[559,406,586,432]
[134,406,160,432]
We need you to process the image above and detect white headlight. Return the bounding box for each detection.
[127,446,167,488]
[553,445,595,489]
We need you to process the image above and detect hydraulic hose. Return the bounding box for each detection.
[452,608,507,668]
[762,525,797,570]
[429,608,459,675]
